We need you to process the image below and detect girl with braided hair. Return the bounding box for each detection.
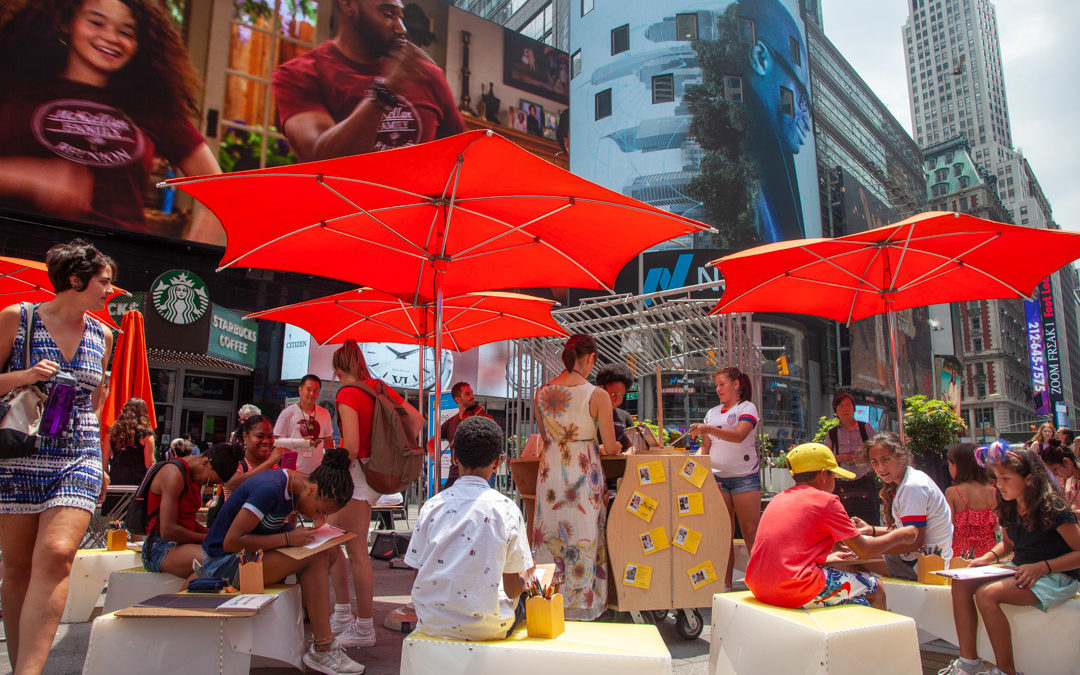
[198,448,364,675]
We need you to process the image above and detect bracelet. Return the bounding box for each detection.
[369,80,401,111]
[991,550,1000,563]
[871,526,877,536]
[1044,560,1053,574]
[285,531,291,546]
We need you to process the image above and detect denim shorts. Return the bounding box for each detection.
[714,472,761,495]
[199,552,241,585]
[1004,562,1080,612]
[141,533,178,573]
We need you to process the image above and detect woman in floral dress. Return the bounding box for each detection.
[533,334,618,620]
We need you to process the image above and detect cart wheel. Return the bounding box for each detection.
[651,609,669,623]
[674,609,703,639]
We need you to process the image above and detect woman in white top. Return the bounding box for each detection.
[689,367,760,588]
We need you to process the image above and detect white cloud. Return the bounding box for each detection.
[818,0,1080,230]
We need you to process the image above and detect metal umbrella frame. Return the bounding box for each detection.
[709,211,1080,439]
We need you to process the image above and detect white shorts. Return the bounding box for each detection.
[349,459,383,504]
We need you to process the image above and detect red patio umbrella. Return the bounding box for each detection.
[709,211,1080,438]
[245,287,567,352]
[100,310,155,433]
[163,129,713,488]
[0,255,126,330]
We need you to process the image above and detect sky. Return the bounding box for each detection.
[818,0,1080,231]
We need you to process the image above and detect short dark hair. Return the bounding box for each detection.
[299,374,321,387]
[451,381,471,399]
[1058,427,1075,446]
[453,416,503,469]
[792,471,822,484]
[832,392,855,413]
[46,239,116,292]
[595,363,634,390]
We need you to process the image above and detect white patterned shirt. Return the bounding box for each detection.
[404,475,533,640]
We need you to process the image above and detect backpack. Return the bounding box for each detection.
[126,459,188,535]
[828,421,871,449]
[342,381,424,494]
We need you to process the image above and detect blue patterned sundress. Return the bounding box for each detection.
[0,303,105,514]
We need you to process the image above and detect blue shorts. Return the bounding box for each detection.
[805,566,879,608]
[714,472,761,495]
[141,533,177,573]
[199,552,241,585]
[1004,562,1080,612]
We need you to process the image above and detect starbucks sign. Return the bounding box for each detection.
[151,270,209,325]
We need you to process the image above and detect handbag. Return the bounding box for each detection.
[0,303,46,459]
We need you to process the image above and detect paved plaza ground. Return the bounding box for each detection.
[0,503,966,675]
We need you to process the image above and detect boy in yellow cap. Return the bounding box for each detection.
[745,443,918,609]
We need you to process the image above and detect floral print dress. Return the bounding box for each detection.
[533,382,607,620]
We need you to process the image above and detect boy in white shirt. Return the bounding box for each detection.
[404,416,533,640]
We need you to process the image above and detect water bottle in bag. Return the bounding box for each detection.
[40,371,78,436]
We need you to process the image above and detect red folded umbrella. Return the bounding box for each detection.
[0,255,126,330]
[100,310,155,432]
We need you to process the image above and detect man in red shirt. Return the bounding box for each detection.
[745,443,916,609]
[272,0,464,161]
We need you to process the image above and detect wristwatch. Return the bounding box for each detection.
[369,79,401,111]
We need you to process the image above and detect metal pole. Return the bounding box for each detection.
[887,308,906,442]
[432,268,445,494]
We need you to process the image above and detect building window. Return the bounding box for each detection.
[958,175,970,188]
[737,17,755,44]
[651,74,675,104]
[521,2,554,46]
[581,0,594,16]
[935,168,949,182]
[611,24,629,55]
[789,36,801,66]
[571,49,581,79]
[724,75,743,103]
[779,86,794,117]
[595,88,612,120]
[675,13,698,41]
[971,316,981,331]
[972,336,982,351]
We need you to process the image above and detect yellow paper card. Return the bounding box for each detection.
[622,563,652,589]
[676,492,704,516]
[672,525,702,555]
[637,460,666,486]
[679,458,709,488]
[687,560,718,589]
[626,491,658,522]
[640,526,670,555]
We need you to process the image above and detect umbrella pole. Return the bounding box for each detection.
[432,272,445,494]
[887,308,906,442]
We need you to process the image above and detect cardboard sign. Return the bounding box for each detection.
[640,526,670,555]
[672,525,702,555]
[688,560,718,590]
[637,460,666,486]
[679,459,709,487]
[676,492,704,516]
[626,491,658,522]
[622,563,653,589]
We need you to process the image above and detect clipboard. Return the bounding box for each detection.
[278,527,357,560]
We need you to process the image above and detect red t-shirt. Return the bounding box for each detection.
[745,485,862,608]
[272,41,465,151]
[335,380,387,460]
[0,78,205,230]
[147,459,203,537]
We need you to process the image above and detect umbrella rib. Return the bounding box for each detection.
[895,232,1003,291]
[324,226,430,261]
[452,202,575,259]
[219,222,327,271]
[455,195,716,232]
[316,180,429,258]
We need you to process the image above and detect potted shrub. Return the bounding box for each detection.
[903,395,968,489]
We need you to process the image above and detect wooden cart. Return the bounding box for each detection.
[510,450,731,639]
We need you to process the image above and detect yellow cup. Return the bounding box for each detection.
[106,528,129,551]
[526,593,565,639]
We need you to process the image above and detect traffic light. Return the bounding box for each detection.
[776,355,789,376]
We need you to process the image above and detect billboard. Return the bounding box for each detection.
[569,0,821,249]
[1024,298,1050,415]
[849,307,933,406]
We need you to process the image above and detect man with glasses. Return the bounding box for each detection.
[737,0,813,243]
[596,364,634,452]
[273,374,334,474]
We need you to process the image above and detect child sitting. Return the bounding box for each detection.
[404,416,533,640]
[1039,444,1080,514]
[746,443,917,609]
[198,447,363,675]
[946,443,998,559]
[142,443,242,578]
[939,444,1080,675]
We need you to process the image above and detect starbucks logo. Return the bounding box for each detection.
[151,270,209,324]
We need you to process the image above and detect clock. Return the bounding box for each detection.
[360,342,454,390]
[506,353,543,394]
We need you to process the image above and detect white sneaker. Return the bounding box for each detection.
[303,645,365,675]
[937,659,980,675]
[330,611,355,636]
[335,619,376,649]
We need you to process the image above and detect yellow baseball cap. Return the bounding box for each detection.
[786,442,855,479]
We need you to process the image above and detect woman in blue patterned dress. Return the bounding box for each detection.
[0,240,115,674]
[533,334,618,620]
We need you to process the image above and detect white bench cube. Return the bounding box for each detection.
[709,591,921,675]
[102,567,186,615]
[63,548,141,623]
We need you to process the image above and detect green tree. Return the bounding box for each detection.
[903,395,968,457]
[812,415,839,443]
[683,6,762,250]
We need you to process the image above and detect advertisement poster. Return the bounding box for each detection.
[570,0,821,249]
[1025,298,1050,415]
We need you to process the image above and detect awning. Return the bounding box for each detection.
[146,347,254,373]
